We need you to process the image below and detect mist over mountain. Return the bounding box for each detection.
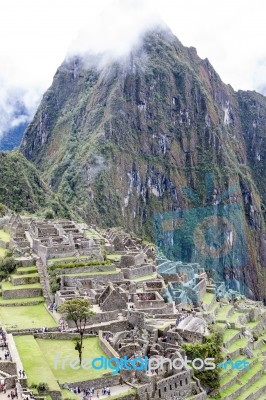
[0,96,33,150]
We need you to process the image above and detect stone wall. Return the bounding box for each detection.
[52,265,115,275]
[127,311,146,329]
[123,264,153,280]
[194,279,207,301]
[84,320,129,335]
[135,303,174,315]
[0,239,9,248]
[63,271,123,286]
[120,253,145,268]
[175,328,204,343]
[14,258,35,267]
[2,287,43,299]
[11,275,39,286]
[0,361,17,375]
[61,374,120,390]
[99,330,120,359]
[34,333,96,340]
[155,370,192,400]
[66,311,119,328]
[49,390,62,400]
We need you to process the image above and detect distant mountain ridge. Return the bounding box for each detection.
[0,100,29,150]
[0,121,27,150]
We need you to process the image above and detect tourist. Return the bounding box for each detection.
[22,370,25,377]
[107,387,111,396]
[96,389,99,398]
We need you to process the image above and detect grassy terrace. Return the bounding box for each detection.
[223,328,239,344]
[2,281,42,290]
[37,337,112,382]
[11,273,39,279]
[107,254,122,260]
[48,255,93,265]
[216,305,233,320]
[202,292,215,306]
[0,304,57,330]
[16,266,38,274]
[14,336,60,390]
[220,362,263,398]
[64,268,121,277]
[0,296,44,305]
[0,230,10,242]
[85,229,102,240]
[133,273,157,282]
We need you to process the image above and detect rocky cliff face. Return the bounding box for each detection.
[20,27,266,299]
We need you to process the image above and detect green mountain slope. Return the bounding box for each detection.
[0,151,69,217]
[20,27,266,299]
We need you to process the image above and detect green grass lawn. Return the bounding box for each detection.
[107,254,122,261]
[14,335,60,390]
[106,388,137,400]
[0,304,57,330]
[62,389,80,400]
[36,337,113,382]
[0,230,10,242]
[0,248,7,258]
[202,292,215,306]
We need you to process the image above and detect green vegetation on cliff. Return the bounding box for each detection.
[0,150,70,217]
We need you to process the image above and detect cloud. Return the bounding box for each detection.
[68,0,163,60]
[1,0,266,140]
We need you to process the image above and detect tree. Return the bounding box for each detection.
[58,298,95,364]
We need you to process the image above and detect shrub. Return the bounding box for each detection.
[182,330,223,392]
[44,209,55,220]
[0,257,17,280]
[37,382,49,393]
[48,260,111,271]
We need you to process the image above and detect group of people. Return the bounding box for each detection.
[67,385,112,399]
[102,333,113,344]
[49,302,58,312]
[9,389,17,398]
[18,370,26,378]
[0,330,10,361]
[175,312,189,325]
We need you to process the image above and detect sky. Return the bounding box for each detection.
[0,0,266,137]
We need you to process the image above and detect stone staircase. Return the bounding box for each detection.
[36,259,53,303]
